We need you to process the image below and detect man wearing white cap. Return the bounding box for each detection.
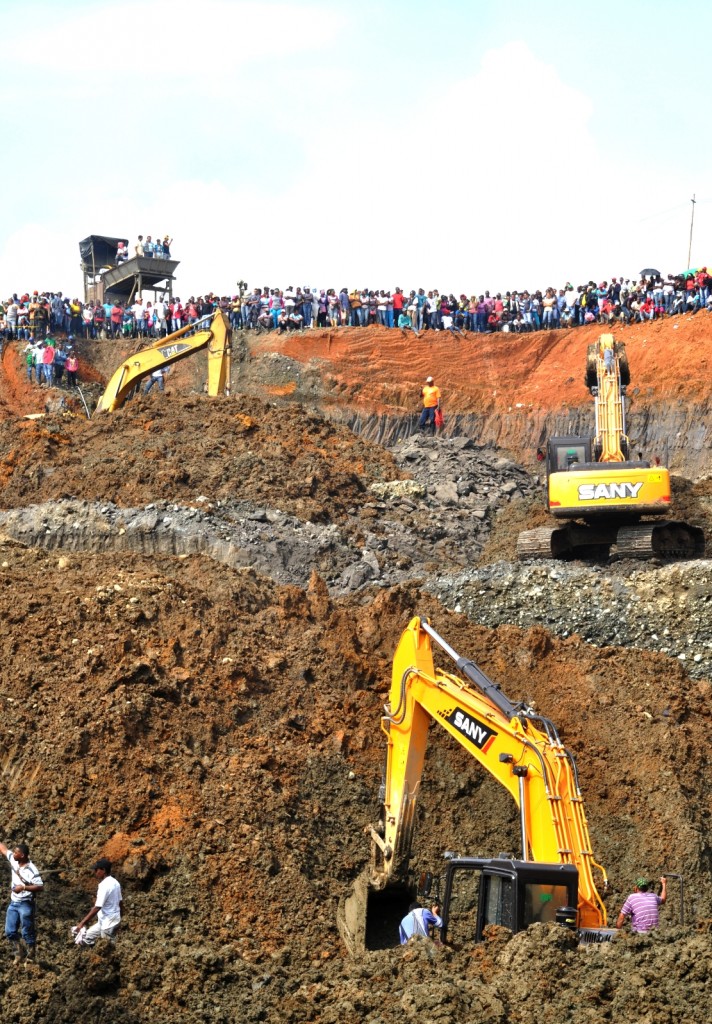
[419,376,441,435]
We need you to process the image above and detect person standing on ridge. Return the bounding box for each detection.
[419,375,441,435]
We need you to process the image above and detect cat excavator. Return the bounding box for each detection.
[337,617,614,953]
[517,334,704,559]
[95,310,232,412]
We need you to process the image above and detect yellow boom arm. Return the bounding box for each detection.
[594,334,627,462]
[95,310,232,412]
[370,617,607,929]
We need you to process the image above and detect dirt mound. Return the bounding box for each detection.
[0,318,711,1021]
[236,317,712,477]
[0,543,709,1020]
[0,393,398,522]
[248,314,712,414]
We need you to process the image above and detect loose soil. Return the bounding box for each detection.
[0,317,710,1022]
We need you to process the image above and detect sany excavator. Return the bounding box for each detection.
[338,617,614,953]
[95,310,232,413]
[517,334,704,560]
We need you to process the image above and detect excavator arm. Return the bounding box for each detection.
[369,617,607,930]
[95,310,232,412]
[591,335,629,461]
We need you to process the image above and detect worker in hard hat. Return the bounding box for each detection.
[419,376,441,435]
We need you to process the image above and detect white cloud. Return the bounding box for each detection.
[0,39,704,297]
[6,0,344,76]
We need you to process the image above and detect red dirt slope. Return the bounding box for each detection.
[255,315,712,415]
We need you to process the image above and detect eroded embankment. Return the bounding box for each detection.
[332,403,712,476]
[0,433,536,592]
[241,316,712,477]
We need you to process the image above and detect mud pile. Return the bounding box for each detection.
[0,418,536,592]
[0,317,710,1022]
[0,544,710,1022]
[430,554,712,678]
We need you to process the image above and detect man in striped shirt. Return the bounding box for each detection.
[0,840,44,962]
[616,877,667,933]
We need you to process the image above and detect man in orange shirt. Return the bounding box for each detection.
[419,376,441,435]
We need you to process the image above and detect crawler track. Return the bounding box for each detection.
[517,520,705,561]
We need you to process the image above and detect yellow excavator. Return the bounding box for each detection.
[338,617,614,952]
[95,310,232,412]
[517,334,704,559]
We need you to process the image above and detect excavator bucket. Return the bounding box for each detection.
[337,870,412,954]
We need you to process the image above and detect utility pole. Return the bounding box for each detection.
[687,194,696,270]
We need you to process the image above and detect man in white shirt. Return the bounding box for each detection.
[74,858,122,946]
[154,298,167,337]
[144,366,168,394]
[132,298,145,337]
[0,839,44,963]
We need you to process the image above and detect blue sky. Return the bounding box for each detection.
[2,0,711,298]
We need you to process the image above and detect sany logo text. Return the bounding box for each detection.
[440,707,498,752]
[578,482,643,501]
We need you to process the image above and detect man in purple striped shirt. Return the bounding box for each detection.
[616,877,667,933]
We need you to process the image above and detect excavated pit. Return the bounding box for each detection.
[0,318,710,1022]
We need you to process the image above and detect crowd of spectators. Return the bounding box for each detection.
[0,269,710,350]
[23,336,79,389]
[228,270,712,334]
[115,235,173,263]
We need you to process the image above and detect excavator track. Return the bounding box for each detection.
[518,520,705,561]
[615,521,705,559]
[517,524,614,561]
[517,527,570,560]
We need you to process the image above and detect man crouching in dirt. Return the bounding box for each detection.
[0,839,43,964]
[72,858,122,947]
[399,901,443,944]
[616,876,666,934]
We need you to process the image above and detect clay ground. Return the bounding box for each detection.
[0,316,710,1022]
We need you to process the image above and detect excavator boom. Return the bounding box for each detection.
[338,618,609,953]
[95,310,232,412]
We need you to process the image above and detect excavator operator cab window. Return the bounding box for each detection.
[555,445,586,471]
[482,874,515,931]
[444,867,482,946]
[522,883,569,926]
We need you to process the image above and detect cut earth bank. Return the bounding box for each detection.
[0,315,709,1022]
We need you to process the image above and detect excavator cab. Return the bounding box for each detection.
[342,856,588,952]
[439,857,579,945]
[339,858,582,952]
[547,437,593,475]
